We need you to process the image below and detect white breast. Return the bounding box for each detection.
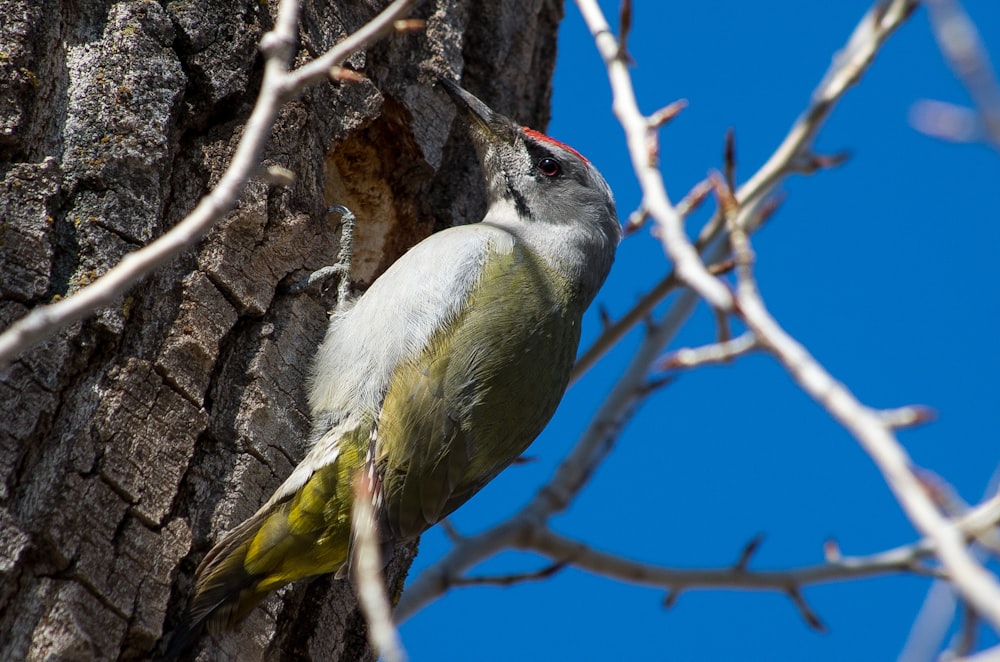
[308,223,516,418]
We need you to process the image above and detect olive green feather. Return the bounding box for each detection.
[166,423,370,653]
[376,242,578,539]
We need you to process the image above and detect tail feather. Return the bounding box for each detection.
[162,510,276,658]
[163,462,356,656]
[190,512,276,632]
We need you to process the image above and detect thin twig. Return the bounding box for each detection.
[571,176,724,384]
[574,0,733,312]
[923,0,1000,149]
[432,496,1000,631]
[658,332,760,371]
[617,0,633,62]
[954,602,980,658]
[787,587,827,632]
[450,561,570,588]
[900,466,1000,659]
[730,219,1000,629]
[736,0,917,209]
[516,492,1000,597]
[735,534,766,572]
[522,527,939,588]
[959,643,1000,662]
[877,405,938,429]
[352,476,408,662]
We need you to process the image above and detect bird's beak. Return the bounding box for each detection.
[438,77,500,135]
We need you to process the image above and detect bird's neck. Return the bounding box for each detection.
[481,201,613,307]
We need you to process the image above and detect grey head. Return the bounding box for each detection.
[439,77,621,302]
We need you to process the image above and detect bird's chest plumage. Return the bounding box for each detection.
[373,241,582,539]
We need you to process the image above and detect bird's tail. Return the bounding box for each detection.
[162,510,271,658]
[163,462,356,658]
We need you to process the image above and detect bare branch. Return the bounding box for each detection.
[723,128,737,194]
[571,272,678,383]
[909,99,980,142]
[722,130,1000,621]
[393,18,427,32]
[617,0,633,62]
[658,332,760,371]
[450,561,570,588]
[713,306,732,344]
[399,429,999,626]
[787,150,851,174]
[900,579,961,661]
[731,225,1000,628]
[574,0,734,312]
[647,100,688,129]
[352,476,407,662]
[438,519,465,544]
[954,602,980,659]
[900,467,1000,662]
[0,0,419,367]
[623,207,649,235]
[676,177,715,219]
[514,492,1000,599]
[734,534,767,572]
[787,587,827,632]
[408,523,933,631]
[722,132,1000,624]
[877,405,938,429]
[953,488,1000,553]
[960,643,1000,662]
[518,527,937,604]
[282,0,418,94]
[736,0,917,208]
[923,0,1000,149]
[707,257,738,277]
[570,0,912,382]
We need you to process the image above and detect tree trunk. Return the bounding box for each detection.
[0,0,563,658]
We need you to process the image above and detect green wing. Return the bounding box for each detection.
[375,243,582,539]
[178,420,371,640]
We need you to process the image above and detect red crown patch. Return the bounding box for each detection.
[522,127,589,163]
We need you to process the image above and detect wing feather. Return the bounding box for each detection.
[375,242,580,539]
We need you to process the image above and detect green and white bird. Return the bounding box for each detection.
[171,78,621,646]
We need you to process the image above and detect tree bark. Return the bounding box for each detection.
[0,0,563,659]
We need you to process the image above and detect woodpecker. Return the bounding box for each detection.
[168,78,620,651]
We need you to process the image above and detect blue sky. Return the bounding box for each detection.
[401,2,1000,660]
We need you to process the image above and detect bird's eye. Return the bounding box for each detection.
[537,157,561,177]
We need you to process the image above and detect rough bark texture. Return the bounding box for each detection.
[0,0,564,659]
